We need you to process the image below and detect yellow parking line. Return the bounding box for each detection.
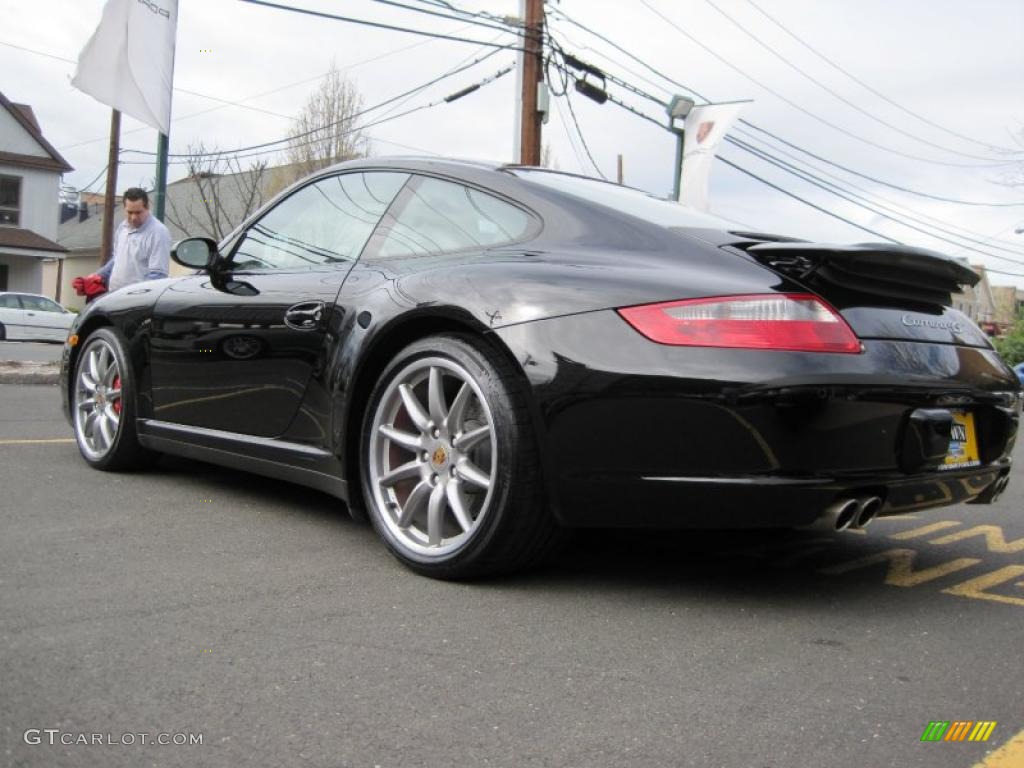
[972,727,1024,768]
[0,438,76,445]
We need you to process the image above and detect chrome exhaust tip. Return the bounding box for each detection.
[851,496,882,529]
[809,498,860,532]
[991,475,1010,502]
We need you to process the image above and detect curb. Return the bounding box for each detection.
[0,362,60,386]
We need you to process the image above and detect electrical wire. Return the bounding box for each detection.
[586,66,1024,260]
[120,64,515,166]
[703,0,1016,162]
[366,0,526,38]
[743,0,1022,155]
[55,21,493,152]
[716,155,898,241]
[637,0,1018,169]
[541,21,1024,208]
[122,50,506,159]
[236,0,526,52]
[731,127,1024,254]
[724,137,1024,266]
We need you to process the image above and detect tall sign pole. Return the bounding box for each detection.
[154,132,170,222]
[518,0,544,166]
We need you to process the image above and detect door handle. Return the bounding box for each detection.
[284,301,325,331]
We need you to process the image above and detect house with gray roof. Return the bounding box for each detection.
[0,90,73,299]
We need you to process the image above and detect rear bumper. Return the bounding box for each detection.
[493,311,1021,528]
[552,462,1011,529]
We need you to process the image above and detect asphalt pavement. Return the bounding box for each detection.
[0,341,64,363]
[1,384,1022,768]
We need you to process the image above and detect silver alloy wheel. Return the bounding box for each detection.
[368,356,497,557]
[73,339,124,460]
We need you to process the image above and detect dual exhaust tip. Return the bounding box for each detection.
[813,496,883,532]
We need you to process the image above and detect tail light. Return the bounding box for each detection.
[617,293,862,353]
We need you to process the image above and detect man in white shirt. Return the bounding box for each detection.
[94,187,170,292]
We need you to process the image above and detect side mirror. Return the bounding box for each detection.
[172,237,219,270]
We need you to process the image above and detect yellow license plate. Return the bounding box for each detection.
[940,410,981,471]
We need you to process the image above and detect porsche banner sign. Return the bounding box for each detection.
[72,0,179,134]
[678,101,747,211]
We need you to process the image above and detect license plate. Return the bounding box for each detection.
[940,410,981,471]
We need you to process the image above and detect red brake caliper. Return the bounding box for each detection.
[112,375,122,415]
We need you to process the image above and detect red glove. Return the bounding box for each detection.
[72,276,85,296]
[83,274,107,298]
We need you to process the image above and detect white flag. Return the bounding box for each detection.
[72,0,178,135]
[678,102,747,211]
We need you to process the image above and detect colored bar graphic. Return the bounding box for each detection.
[921,720,996,743]
[946,721,973,741]
[969,722,998,742]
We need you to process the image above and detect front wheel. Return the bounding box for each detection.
[72,328,154,470]
[361,334,559,579]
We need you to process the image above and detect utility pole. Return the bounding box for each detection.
[518,0,544,166]
[99,109,120,269]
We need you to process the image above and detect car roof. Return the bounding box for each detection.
[0,291,55,299]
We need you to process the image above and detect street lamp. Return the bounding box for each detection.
[666,95,695,201]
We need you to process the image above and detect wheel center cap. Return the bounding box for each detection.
[431,445,449,468]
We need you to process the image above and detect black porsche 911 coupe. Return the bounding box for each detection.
[60,158,1021,579]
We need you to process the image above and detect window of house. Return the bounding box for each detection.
[0,176,20,226]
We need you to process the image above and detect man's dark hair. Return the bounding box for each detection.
[123,187,149,207]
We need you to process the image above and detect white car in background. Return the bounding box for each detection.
[0,292,75,342]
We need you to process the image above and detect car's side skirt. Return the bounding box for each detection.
[137,419,348,501]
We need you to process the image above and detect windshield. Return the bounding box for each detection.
[511,169,738,230]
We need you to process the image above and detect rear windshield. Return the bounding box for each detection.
[511,169,736,230]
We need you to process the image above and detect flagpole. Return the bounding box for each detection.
[99,109,121,269]
[154,132,169,222]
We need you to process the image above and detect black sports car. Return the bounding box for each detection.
[60,158,1021,579]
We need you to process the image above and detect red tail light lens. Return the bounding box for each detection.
[617,294,862,353]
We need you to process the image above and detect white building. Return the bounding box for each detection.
[0,90,72,299]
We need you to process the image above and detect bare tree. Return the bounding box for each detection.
[286,62,369,179]
[164,144,269,241]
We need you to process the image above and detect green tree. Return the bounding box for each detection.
[993,309,1024,366]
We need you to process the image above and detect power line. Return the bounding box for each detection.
[716,155,898,241]
[743,0,1022,155]
[740,122,1024,208]
[366,0,525,38]
[56,22,487,152]
[725,136,1024,266]
[731,128,1024,254]
[123,50,505,159]
[703,0,1015,163]
[236,0,526,52]
[541,22,1024,208]
[120,64,514,166]
[584,65,1024,260]
[637,0,1018,169]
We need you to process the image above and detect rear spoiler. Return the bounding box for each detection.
[742,241,979,306]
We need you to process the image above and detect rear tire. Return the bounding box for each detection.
[71,328,155,470]
[361,334,561,579]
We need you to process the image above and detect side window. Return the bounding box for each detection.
[0,294,20,309]
[370,177,535,258]
[231,171,409,271]
[20,295,51,311]
[37,298,65,313]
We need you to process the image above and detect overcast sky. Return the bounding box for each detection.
[2,0,1023,283]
